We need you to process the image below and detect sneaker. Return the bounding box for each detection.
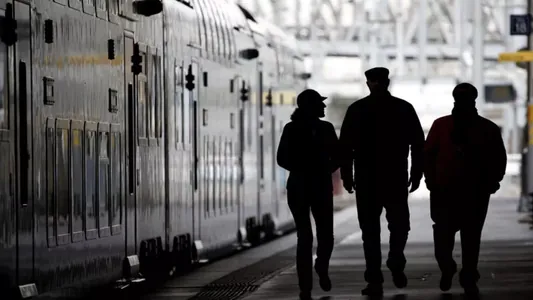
[440,272,455,292]
[463,284,480,298]
[299,291,312,300]
[392,271,408,288]
[314,262,332,291]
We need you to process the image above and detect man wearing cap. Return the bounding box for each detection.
[277,89,339,300]
[339,67,425,296]
[424,83,506,296]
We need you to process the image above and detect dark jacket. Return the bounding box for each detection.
[277,116,340,192]
[423,115,507,193]
[339,92,424,187]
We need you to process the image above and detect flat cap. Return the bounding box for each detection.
[297,89,327,107]
[365,67,389,82]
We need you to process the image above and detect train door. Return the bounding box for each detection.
[0,0,33,292]
[13,0,32,286]
[186,60,200,240]
[257,66,265,222]
[237,77,244,234]
[124,33,137,255]
[0,0,17,292]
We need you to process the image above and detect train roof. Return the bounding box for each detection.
[233,2,302,58]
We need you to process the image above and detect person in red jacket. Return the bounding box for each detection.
[423,82,507,296]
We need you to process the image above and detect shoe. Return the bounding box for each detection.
[361,284,383,296]
[314,261,332,291]
[299,291,312,300]
[392,271,408,288]
[440,272,455,292]
[463,284,480,298]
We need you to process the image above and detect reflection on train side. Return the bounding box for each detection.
[0,43,5,129]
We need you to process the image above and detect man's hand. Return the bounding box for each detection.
[343,180,354,194]
[408,177,421,193]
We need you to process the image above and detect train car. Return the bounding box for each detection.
[0,0,310,298]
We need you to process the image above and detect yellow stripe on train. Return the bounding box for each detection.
[249,90,298,105]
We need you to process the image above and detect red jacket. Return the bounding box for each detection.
[423,115,507,194]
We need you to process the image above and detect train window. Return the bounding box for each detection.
[98,130,110,236]
[259,135,264,179]
[224,139,229,211]
[0,44,6,130]
[209,137,214,213]
[85,129,98,239]
[229,141,234,211]
[174,61,183,145]
[110,130,122,232]
[71,126,84,242]
[154,55,162,138]
[191,62,199,142]
[118,0,131,17]
[218,137,223,213]
[46,124,56,247]
[108,0,118,16]
[179,0,193,7]
[271,115,276,180]
[69,0,82,10]
[83,0,95,15]
[138,75,147,139]
[204,136,209,216]
[56,125,70,244]
[183,66,190,145]
[259,72,263,115]
[95,0,108,19]
[149,55,156,138]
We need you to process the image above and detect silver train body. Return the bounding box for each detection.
[0,0,308,296]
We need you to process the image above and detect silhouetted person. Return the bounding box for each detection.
[277,89,340,300]
[424,83,507,296]
[339,67,424,296]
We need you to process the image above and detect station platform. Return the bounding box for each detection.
[139,183,532,300]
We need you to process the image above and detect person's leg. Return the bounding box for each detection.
[430,191,459,291]
[311,191,334,291]
[384,187,410,288]
[288,189,314,298]
[356,186,384,295]
[459,192,490,295]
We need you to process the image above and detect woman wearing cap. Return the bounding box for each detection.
[277,89,340,300]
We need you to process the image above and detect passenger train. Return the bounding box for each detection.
[0,0,319,297]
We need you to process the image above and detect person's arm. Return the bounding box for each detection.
[423,120,440,191]
[339,105,356,184]
[408,105,425,182]
[490,123,507,186]
[327,122,341,173]
[276,124,292,171]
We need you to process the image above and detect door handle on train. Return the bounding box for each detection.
[136,169,140,186]
[9,173,13,197]
[194,156,198,190]
[19,60,29,207]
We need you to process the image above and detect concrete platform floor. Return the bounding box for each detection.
[243,195,533,300]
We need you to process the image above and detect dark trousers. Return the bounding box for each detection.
[430,190,490,286]
[288,188,334,293]
[355,186,410,284]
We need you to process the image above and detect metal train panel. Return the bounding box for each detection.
[29,0,126,292]
[162,0,196,271]
[0,0,308,296]
[0,0,17,294]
